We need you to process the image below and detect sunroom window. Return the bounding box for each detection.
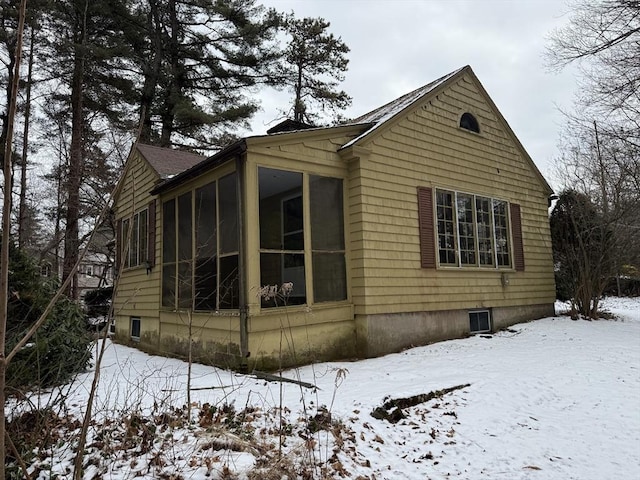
[259,168,306,306]
[162,172,239,310]
[258,168,346,307]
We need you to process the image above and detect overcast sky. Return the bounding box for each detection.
[253,0,579,188]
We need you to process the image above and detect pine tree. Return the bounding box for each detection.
[132,0,282,149]
[278,15,351,125]
[40,0,139,298]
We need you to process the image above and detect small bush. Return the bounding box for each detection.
[7,296,93,389]
[3,240,93,390]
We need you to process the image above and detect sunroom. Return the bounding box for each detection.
[148,132,357,369]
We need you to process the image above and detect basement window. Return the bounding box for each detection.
[469,310,491,334]
[130,316,141,341]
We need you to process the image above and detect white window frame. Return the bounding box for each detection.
[130,316,141,341]
[469,310,491,334]
[435,188,512,269]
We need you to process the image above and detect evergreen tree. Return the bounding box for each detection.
[278,15,351,125]
[132,0,282,149]
[40,0,139,298]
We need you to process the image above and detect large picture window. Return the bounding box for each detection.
[162,172,239,310]
[259,168,346,308]
[434,188,512,268]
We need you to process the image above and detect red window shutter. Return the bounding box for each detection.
[148,199,156,267]
[116,218,122,274]
[510,203,525,271]
[417,187,436,268]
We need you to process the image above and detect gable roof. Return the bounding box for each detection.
[138,65,553,196]
[341,66,467,150]
[339,65,553,195]
[136,143,206,179]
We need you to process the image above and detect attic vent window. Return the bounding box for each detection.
[460,112,480,133]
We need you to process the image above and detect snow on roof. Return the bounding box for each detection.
[341,66,467,150]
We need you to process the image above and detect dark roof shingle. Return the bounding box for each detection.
[136,143,206,179]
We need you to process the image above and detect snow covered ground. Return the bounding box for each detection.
[11,297,640,479]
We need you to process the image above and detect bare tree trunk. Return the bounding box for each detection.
[160,0,178,147]
[0,1,28,477]
[294,62,304,122]
[62,1,88,300]
[18,24,35,250]
[138,0,163,143]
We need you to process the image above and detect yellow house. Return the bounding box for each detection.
[113,66,555,370]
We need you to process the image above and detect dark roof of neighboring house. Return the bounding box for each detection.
[149,140,246,195]
[136,143,206,179]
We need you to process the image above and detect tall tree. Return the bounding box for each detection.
[277,15,351,125]
[42,0,139,298]
[133,0,282,149]
[0,0,27,474]
[546,0,640,143]
[0,0,19,171]
[547,0,640,306]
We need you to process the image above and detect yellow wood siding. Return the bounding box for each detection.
[113,152,161,335]
[348,73,554,316]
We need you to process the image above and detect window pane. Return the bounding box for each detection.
[259,168,303,250]
[260,253,306,307]
[177,261,192,309]
[470,311,491,333]
[130,317,141,339]
[310,175,344,250]
[219,173,238,254]
[195,182,217,259]
[493,200,510,267]
[178,193,192,261]
[436,190,457,266]
[476,197,494,266]
[457,193,476,265]
[313,253,347,302]
[219,255,239,309]
[194,257,217,311]
[283,195,303,235]
[163,199,176,263]
[162,264,176,308]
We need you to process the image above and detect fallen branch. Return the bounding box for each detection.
[371,383,471,423]
[250,370,317,390]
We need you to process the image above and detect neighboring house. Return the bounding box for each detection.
[39,224,115,300]
[112,66,556,370]
[77,224,116,300]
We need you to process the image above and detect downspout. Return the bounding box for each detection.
[236,154,249,370]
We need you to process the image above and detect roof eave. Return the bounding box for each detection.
[150,139,247,195]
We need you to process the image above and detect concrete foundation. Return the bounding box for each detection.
[356,303,556,358]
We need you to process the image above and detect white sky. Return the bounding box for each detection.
[253,0,580,189]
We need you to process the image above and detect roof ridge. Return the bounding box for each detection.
[341,66,468,150]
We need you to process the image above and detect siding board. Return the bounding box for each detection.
[351,73,554,312]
